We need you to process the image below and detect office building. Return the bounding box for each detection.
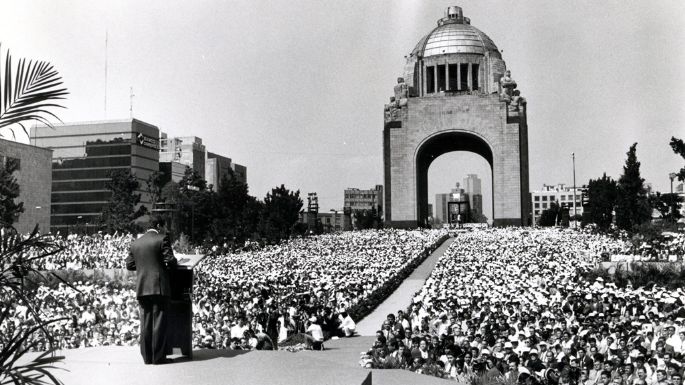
[344,185,383,215]
[531,183,584,224]
[463,174,483,214]
[0,139,52,233]
[31,119,159,233]
[160,134,247,188]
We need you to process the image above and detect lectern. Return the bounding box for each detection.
[166,253,204,359]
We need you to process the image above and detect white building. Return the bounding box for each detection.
[531,184,584,224]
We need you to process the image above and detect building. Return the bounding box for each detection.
[531,183,584,224]
[159,134,206,183]
[344,185,383,215]
[0,139,52,233]
[463,174,483,214]
[205,152,232,190]
[383,5,530,227]
[230,163,247,185]
[435,183,470,224]
[319,211,350,232]
[30,119,160,233]
[160,134,247,189]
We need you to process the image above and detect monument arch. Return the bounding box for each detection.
[383,5,530,227]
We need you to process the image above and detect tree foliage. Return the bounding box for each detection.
[145,170,166,206]
[0,226,67,384]
[177,167,215,242]
[538,201,561,227]
[670,136,685,182]
[582,173,617,230]
[211,170,262,243]
[100,170,144,233]
[649,192,682,221]
[261,185,303,243]
[0,158,24,226]
[354,208,381,230]
[0,43,68,139]
[615,143,651,231]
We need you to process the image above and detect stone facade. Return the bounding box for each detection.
[383,6,530,228]
[0,139,52,233]
[384,93,530,227]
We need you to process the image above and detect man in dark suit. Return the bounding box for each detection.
[126,222,177,364]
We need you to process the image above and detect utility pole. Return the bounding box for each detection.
[572,152,577,229]
[104,30,108,117]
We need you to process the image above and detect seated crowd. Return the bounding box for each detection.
[189,229,446,349]
[27,233,135,270]
[1,229,446,352]
[361,228,685,385]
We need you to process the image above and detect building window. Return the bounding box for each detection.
[542,203,547,209]
[534,196,540,201]
[426,66,435,93]
[542,196,548,201]
[534,203,539,208]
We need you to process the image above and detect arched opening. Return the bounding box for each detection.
[416,131,494,226]
[427,152,493,226]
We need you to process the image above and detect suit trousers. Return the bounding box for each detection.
[138,295,169,364]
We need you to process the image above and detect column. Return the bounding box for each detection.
[422,64,427,96]
[445,62,450,91]
[456,62,461,91]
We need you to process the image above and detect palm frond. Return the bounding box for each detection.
[0,43,68,137]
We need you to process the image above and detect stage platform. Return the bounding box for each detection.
[32,336,451,385]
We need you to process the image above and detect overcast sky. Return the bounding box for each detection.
[1,0,683,216]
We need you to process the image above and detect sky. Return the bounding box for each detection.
[1,0,683,216]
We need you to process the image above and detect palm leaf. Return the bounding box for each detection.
[0,43,68,139]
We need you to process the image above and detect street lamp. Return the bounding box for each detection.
[670,172,677,194]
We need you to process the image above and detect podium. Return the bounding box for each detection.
[165,253,204,359]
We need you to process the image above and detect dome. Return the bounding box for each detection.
[411,9,501,59]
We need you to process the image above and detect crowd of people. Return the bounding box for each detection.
[3,229,447,352]
[26,233,135,270]
[361,228,685,385]
[189,229,447,349]
[0,281,140,351]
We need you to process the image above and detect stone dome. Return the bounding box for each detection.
[411,6,501,59]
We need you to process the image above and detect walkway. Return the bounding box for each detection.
[354,237,455,336]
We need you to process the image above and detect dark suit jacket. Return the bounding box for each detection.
[126,230,177,298]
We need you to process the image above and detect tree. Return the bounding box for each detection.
[212,170,256,243]
[0,227,67,385]
[260,185,303,243]
[354,207,381,230]
[582,173,618,230]
[649,192,682,221]
[469,209,488,224]
[615,143,651,231]
[177,167,215,242]
[146,170,166,206]
[670,137,685,182]
[538,201,561,227]
[0,158,24,226]
[0,43,68,139]
[100,170,144,232]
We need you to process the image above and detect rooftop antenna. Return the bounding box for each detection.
[129,86,135,118]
